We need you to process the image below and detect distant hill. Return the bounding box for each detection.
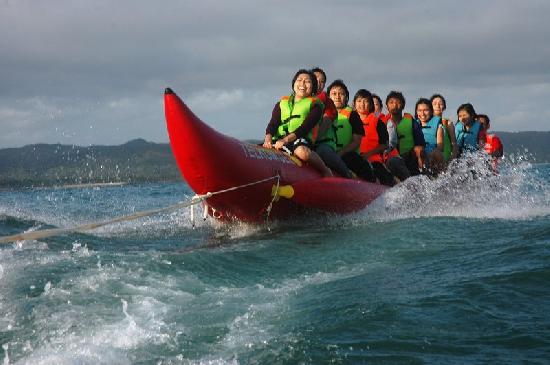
[497,131,550,162]
[0,139,180,188]
[0,132,548,188]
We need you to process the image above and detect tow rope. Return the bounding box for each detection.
[0,175,280,244]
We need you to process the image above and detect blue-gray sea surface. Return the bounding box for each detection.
[1,160,549,364]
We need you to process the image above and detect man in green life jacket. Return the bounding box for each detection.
[384,91,426,180]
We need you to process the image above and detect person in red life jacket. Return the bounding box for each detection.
[263,69,333,177]
[372,93,385,119]
[478,113,504,172]
[354,89,396,186]
[415,98,446,176]
[384,91,426,181]
[455,103,485,156]
[315,80,376,181]
[311,67,338,143]
[477,114,503,157]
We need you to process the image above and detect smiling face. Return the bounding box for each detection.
[458,109,473,125]
[432,97,445,117]
[416,103,432,124]
[313,71,326,93]
[293,73,314,100]
[354,96,370,116]
[329,86,347,109]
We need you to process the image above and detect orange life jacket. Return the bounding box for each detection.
[359,113,384,163]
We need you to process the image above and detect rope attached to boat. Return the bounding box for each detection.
[0,175,281,245]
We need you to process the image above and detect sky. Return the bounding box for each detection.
[1,0,549,148]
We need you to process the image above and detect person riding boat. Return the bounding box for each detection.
[316,80,376,181]
[311,67,337,143]
[455,103,484,156]
[354,89,396,186]
[478,113,504,173]
[384,91,426,181]
[263,69,333,177]
[431,94,458,161]
[415,98,446,176]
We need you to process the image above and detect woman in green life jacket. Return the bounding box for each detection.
[263,69,333,177]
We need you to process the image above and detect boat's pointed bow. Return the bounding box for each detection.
[164,88,228,193]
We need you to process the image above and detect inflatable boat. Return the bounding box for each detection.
[164,88,387,222]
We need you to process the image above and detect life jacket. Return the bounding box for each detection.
[441,119,452,161]
[419,116,441,154]
[396,113,415,156]
[318,106,354,152]
[311,91,335,143]
[455,120,482,154]
[484,133,503,157]
[359,113,384,163]
[274,95,323,142]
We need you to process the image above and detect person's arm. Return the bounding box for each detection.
[292,103,323,139]
[477,128,486,150]
[264,103,281,148]
[412,121,426,169]
[444,120,459,159]
[316,116,333,141]
[274,133,297,150]
[414,145,426,171]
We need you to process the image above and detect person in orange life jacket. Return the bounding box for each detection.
[384,91,426,181]
[431,94,459,160]
[354,89,396,186]
[263,69,333,177]
[316,80,376,181]
[478,113,503,173]
[372,93,385,119]
[455,103,485,157]
[311,67,337,142]
[415,98,446,176]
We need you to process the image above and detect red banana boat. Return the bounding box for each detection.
[164,88,387,222]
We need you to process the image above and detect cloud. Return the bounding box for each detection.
[0,0,549,147]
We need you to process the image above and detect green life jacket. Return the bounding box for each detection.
[396,113,415,155]
[442,120,452,161]
[274,95,323,142]
[317,106,354,152]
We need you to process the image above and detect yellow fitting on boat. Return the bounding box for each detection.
[289,156,302,166]
[272,184,294,199]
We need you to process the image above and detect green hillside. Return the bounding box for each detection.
[0,132,548,188]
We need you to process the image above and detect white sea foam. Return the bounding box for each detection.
[352,158,550,223]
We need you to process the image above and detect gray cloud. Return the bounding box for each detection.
[1,0,549,147]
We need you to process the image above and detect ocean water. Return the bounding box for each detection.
[1,158,549,364]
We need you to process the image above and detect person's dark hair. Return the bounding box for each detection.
[457,103,476,118]
[415,98,434,119]
[327,79,349,105]
[477,113,490,124]
[385,90,405,108]
[353,89,374,114]
[310,67,327,82]
[291,69,318,96]
[372,93,383,109]
[430,94,447,110]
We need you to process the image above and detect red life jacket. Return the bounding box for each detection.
[484,133,503,156]
[359,113,384,163]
